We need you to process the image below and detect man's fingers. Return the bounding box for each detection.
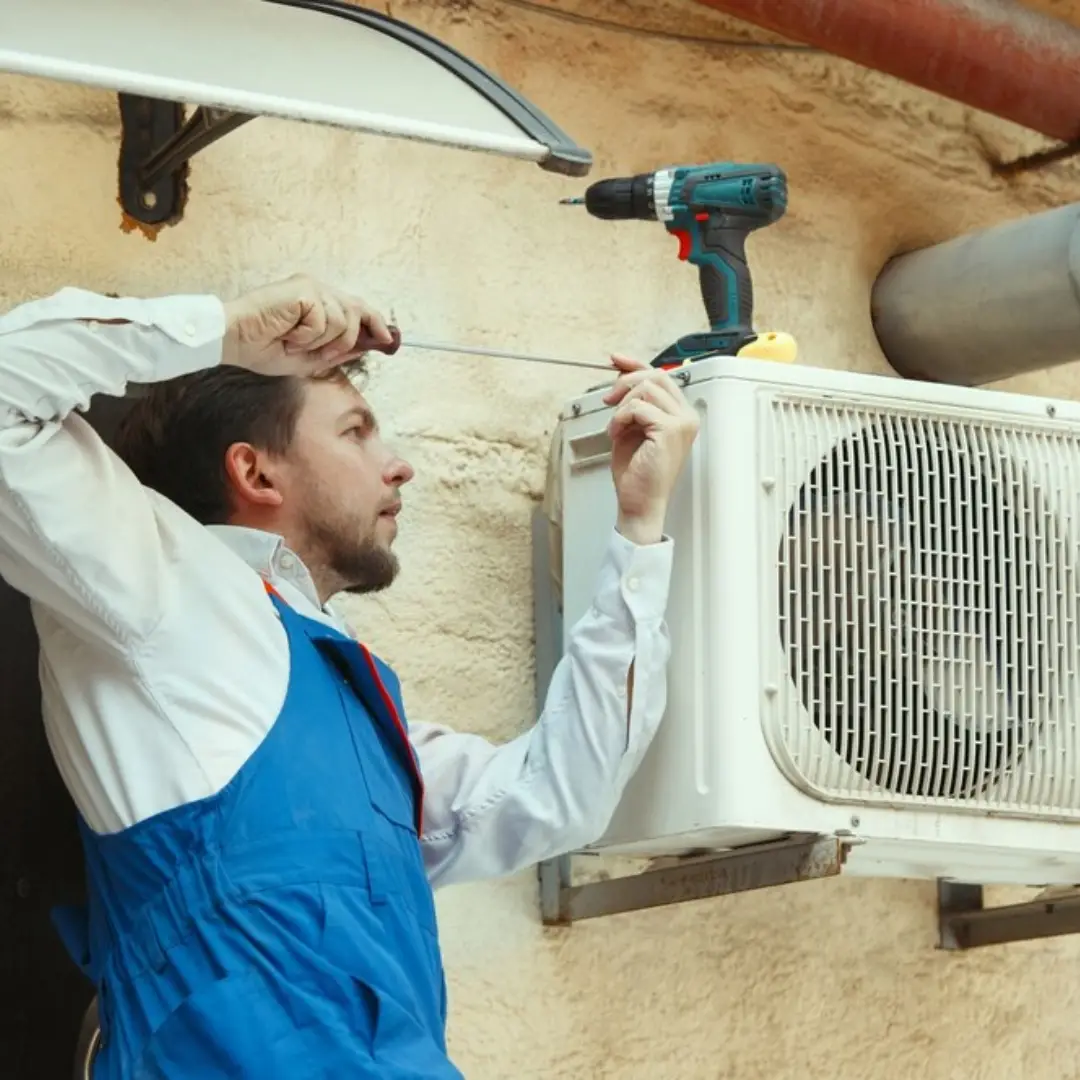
[609,396,668,437]
[333,304,363,360]
[641,380,690,423]
[611,387,667,427]
[610,374,698,436]
[282,297,327,352]
[604,368,684,411]
[357,308,394,352]
[315,299,370,366]
[610,353,649,373]
[306,296,349,354]
[280,290,395,365]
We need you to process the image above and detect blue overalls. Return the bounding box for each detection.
[52,586,464,1078]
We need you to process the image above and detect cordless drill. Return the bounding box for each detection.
[562,161,789,367]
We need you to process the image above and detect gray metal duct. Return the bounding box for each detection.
[871,203,1080,386]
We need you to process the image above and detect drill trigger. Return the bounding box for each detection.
[672,229,692,261]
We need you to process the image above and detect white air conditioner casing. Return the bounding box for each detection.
[558,356,1080,886]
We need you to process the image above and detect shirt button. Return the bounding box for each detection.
[625,575,640,592]
[279,553,295,571]
[182,321,197,338]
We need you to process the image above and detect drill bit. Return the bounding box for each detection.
[559,196,585,205]
[399,337,613,372]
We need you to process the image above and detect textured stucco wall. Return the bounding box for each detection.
[4,1,1080,1076]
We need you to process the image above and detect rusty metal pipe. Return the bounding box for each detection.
[870,202,1080,385]
[692,0,1080,143]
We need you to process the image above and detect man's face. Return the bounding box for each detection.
[279,374,413,597]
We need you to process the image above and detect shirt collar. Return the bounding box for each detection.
[205,524,351,634]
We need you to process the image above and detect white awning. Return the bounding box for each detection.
[0,0,592,175]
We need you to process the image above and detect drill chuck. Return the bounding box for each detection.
[577,173,658,221]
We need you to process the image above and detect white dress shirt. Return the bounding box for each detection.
[0,287,674,888]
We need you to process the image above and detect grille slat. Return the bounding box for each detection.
[768,397,1080,818]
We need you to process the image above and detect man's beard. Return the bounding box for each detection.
[307,510,399,596]
[338,539,398,595]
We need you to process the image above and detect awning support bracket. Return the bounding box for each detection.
[119,96,253,225]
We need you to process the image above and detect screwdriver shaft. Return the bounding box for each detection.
[400,337,612,372]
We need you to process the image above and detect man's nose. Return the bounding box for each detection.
[386,455,414,486]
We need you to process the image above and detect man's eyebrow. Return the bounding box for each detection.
[340,405,378,433]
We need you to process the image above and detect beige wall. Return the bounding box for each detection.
[5,1,1080,1076]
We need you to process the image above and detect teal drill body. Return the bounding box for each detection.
[565,162,787,366]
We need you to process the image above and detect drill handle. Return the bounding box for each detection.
[695,215,754,337]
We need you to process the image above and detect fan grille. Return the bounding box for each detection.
[767,395,1080,818]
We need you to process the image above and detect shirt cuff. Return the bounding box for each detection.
[591,526,674,624]
[0,287,227,380]
[140,295,228,376]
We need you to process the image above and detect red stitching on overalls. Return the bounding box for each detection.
[357,644,426,836]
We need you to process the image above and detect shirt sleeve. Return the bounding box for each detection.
[413,526,673,888]
[0,286,226,650]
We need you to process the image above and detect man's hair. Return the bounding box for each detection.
[113,366,305,525]
[114,356,370,523]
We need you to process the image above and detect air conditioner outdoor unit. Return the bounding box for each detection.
[555,355,1080,887]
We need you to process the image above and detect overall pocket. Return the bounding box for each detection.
[337,683,430,914]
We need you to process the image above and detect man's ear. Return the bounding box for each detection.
[223,442,285,510]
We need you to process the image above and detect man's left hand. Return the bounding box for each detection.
[602,355,700,546]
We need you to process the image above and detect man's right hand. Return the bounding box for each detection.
[601,354,700,546]
[221,274,396,377]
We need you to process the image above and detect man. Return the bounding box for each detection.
[0,275,698,1078]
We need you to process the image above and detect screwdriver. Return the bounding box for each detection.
[383,326,614,372]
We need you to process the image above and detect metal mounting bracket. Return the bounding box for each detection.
[529,506,847,924]
[538,832,847,925]
[119,96,251,226]
[938,879,1080,949]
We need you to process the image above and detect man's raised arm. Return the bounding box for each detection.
[0,287,227,648]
